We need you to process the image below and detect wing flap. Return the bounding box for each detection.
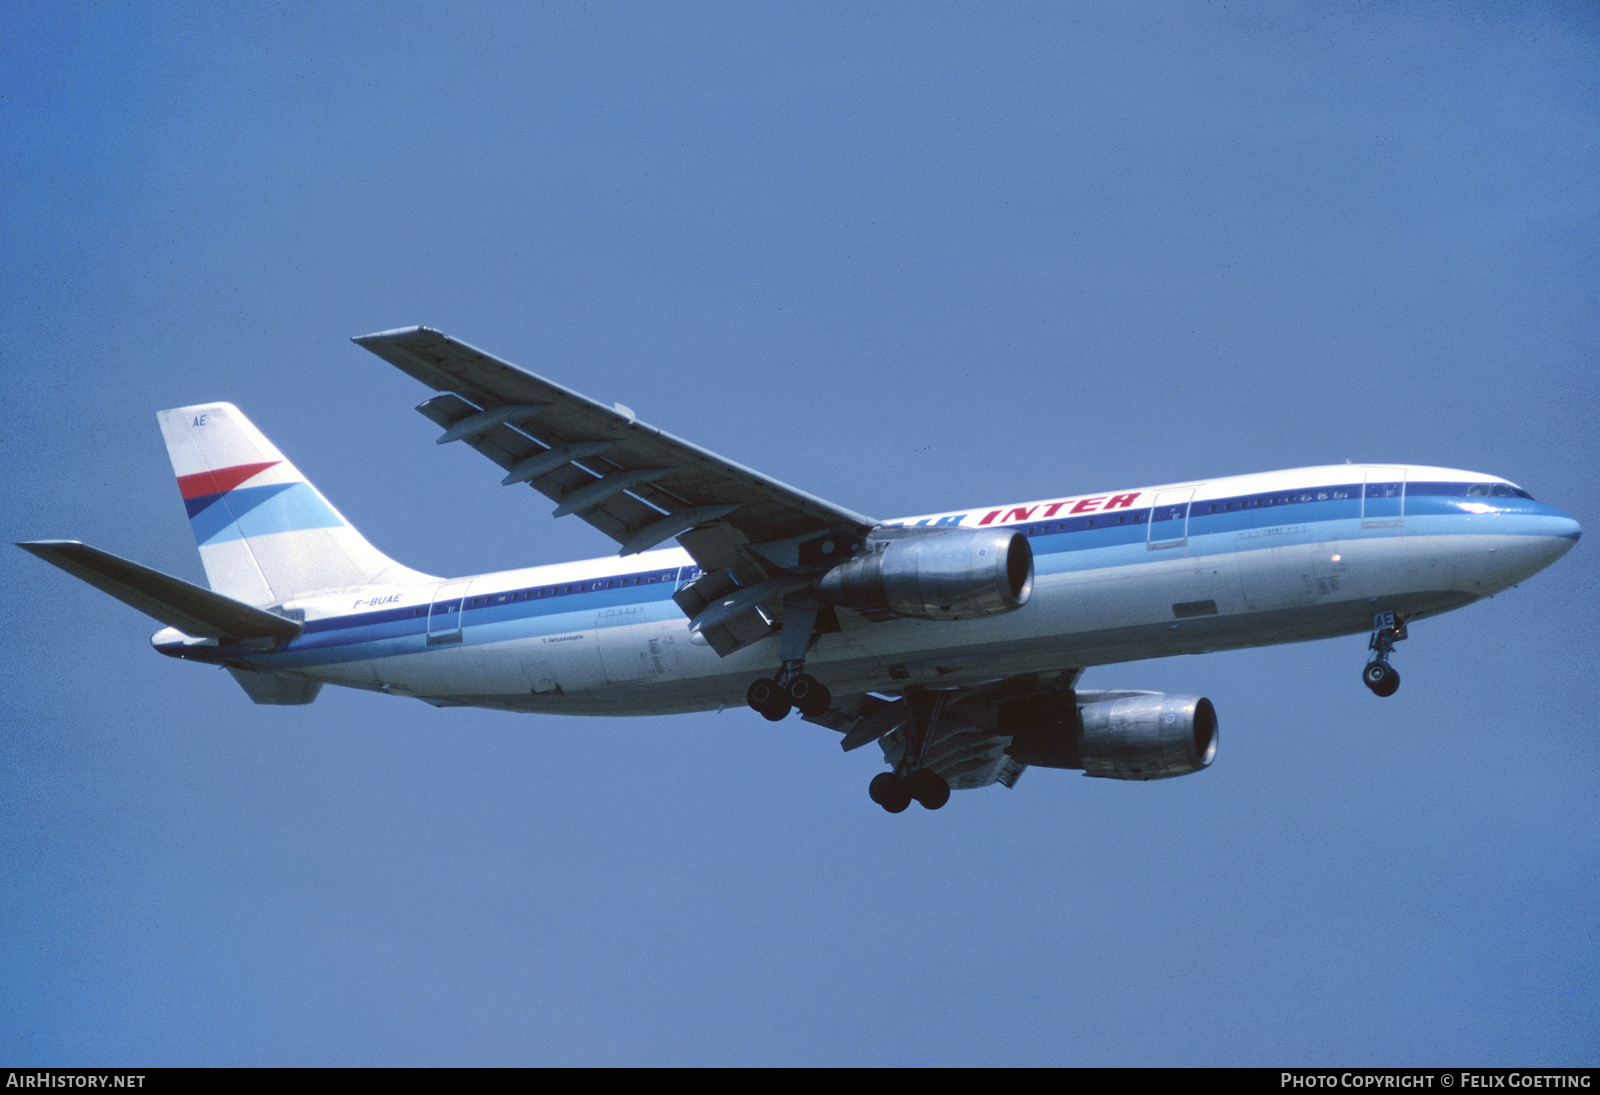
[803,692,908,751]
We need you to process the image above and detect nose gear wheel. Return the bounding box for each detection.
[1363,661,1400,696]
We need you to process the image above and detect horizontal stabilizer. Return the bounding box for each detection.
[16,540,303,642]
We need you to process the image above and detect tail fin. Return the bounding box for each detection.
[157,403,430,605]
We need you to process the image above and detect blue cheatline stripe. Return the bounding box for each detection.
[260,571,696,669]
[204,485,1558,667]
[1009,482,1554,550]
[190,482,345,546]
[296,565,693,639]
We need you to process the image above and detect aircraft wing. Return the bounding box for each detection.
[353,327,876,565]
[354,327,880,655]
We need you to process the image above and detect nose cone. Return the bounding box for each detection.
[1540,508,1582,558]
[1494,508,1581,586]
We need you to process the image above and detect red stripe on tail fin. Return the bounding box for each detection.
[176,461,280,500]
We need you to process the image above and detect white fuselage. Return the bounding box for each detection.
[159,463,1580,713]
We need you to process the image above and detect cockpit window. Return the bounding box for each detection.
[1465,482,1533,500]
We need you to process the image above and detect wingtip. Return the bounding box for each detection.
[352,326,434,345]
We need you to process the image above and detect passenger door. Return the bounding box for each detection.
[1147,488,1195,550]
[426,580,471,645]
[1362,467,1407,529]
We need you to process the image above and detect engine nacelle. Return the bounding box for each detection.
[1000,691,1217,780]
[1078,694,1217,780]
[816,528,1033,621]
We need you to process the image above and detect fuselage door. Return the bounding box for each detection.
[426,579,471,645]
[1362,466,1407,529]
[1148,488,1195,550]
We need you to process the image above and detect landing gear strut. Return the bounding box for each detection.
[1362,610,1407,697]
[745,594,832,721]
[868,690,951,812]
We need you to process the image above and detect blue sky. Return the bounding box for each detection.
[2,2,1596,1065]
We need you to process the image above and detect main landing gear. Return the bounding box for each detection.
[868,768,950,813]
[746,666,832,721]
[745,595,832,721]
[867,690,951,813]
[1362,610,1407,697]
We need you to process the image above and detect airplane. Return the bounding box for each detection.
[18,328,1582,813]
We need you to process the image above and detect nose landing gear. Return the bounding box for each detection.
[1362,611,1407,697]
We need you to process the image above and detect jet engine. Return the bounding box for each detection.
[1001,691,1217,780]
[816,528,1033,621]
[1077,693,1217,780]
